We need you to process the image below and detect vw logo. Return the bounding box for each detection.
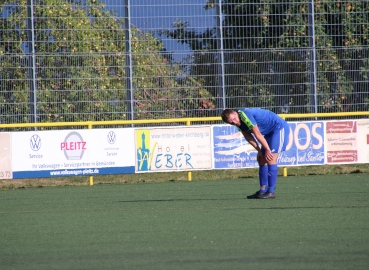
[107,131,116,144]
[30,134,41,151]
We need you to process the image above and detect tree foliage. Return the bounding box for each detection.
[164,0,369,113]
[0,0,213,124]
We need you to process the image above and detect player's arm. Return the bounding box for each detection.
[241,131,261,152]
[250,125,274,161]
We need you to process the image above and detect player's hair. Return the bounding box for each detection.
[221,109,235,122]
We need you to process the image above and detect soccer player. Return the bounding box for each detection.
[221,108,290,199]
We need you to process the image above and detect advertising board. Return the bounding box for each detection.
[212,121,325,169]
[11,129,135,178]
[0,133,12,179]
[135,126,212,172]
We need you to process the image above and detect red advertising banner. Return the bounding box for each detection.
[327,150,357,163]
[326,121,357,164]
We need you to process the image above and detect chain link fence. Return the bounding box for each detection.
[1,0,368,126]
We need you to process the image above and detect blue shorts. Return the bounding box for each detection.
[261,122,290,154]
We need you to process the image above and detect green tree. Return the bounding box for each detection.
[323,0,369,111]
[0,0,213,124]
[163,0,369,113]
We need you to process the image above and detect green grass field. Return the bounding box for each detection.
[1,173,369,270]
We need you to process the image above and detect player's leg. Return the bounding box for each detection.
[266,153,279,196]
[246,154,268,199]
[258,153,268,192]
[258,126,289,199]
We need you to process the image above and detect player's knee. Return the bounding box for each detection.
[257,156,267,165]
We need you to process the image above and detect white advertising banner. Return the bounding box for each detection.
[135,126,212,172]
[0,133,12,179]
[11,129,135,179]
[356,119,369,163]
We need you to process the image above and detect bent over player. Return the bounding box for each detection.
[221,108,290,199]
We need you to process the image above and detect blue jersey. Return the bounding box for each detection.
[236,108,287,135]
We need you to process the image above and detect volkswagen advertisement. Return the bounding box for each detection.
[11,129,135,179]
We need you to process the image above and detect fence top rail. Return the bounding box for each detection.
[1,112,368,129]
[279,111,369,119]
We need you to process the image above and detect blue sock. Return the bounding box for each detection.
[259,165,268,192]
[268,164,278,194]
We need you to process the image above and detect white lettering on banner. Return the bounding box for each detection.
[298,151,325,163]
[312,123,323,149]
[286,127,294,150]
[228,163,242,168]
[50,168,99,176]
[286,123,323,151]
[294,124,311,150]
[277,152,297,165]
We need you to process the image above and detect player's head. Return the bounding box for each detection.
[221,109,240,126]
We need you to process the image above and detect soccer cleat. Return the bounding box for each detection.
[247,190,264,199]
[258,192,276,199]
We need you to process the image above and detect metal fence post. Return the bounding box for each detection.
[88,122,94,185]
[186,120,192,181]
[216,0,226,111]
[26,0,38,125]
[308,0,318,114]
[124,0,134,121]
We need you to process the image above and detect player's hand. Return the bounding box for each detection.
[264,149,274,161]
